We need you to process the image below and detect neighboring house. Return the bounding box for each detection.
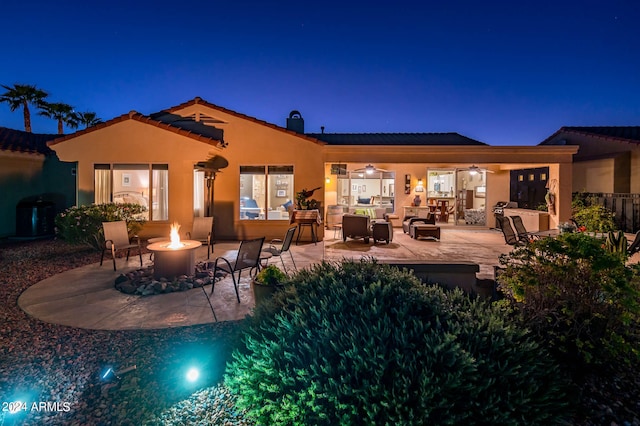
[540,126,640,194]
[0,127,75,238]
[47,97,577,241]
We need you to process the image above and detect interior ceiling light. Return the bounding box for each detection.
[365,164,375,175]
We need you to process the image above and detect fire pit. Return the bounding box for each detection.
[147,223,202,280]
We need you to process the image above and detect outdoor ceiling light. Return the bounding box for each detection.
[365,164,375,175]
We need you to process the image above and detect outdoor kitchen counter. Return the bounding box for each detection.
[503,208,549,232]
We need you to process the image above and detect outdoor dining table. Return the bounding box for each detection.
[290,209,322,245]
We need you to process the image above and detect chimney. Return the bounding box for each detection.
[286,110,304,133]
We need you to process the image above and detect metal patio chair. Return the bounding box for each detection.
[509,215,538,242]
[496,216,525,246]
[201,237,265,320]
[263,226,298,274]
[186,216,214,259]
[100,221,143,271]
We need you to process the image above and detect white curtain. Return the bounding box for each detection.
[153,169,169,220]
[193,170,205,217]
[94,169,111,204]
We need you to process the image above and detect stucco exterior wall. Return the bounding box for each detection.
[632,151,640,193]
[51,119,222,238]
[169,104,326,241]
[573,159,615,193]
[47,102,577,242]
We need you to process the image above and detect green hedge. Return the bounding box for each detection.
[225,260,571,425]
[55,203,147,250]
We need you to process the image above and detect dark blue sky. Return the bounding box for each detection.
[1,0,638,145]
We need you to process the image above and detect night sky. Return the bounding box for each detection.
[1,0,638,145]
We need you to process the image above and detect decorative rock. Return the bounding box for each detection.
[113,262,219,296]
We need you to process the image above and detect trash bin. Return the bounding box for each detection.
[16,200,56,237]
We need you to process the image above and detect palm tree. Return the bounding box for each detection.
[39,102,78,134]
[0,84,49,132]
[74,111,102,128]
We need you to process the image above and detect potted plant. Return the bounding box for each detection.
[252,264,286,306]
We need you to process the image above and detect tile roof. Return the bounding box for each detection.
[163,97,326,146]
[48,110,224,148]
[306,132,487,146]
[0,126,58,155]
[148,111,224,142]
[539,126,640,145]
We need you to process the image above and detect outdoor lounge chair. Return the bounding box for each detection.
[402,214,435,233]
[263,226,297,273]
[496,216,525,246]
[186,216,214,259]
[100,221,143,271]
[206,237,265,304]
[509,215,537,242]
[341,214,371,243]
[628,231,640,256]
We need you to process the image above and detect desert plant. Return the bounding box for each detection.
[55,203,147,250]
[226,259,571,425]
[604,230,628,260]
[497,232,640,371]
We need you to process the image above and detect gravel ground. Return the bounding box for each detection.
[0,239,254,425]
[1,238,639,425]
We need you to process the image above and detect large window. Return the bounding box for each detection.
[94,164,168,221]
[336,170,395,212]
[239,165,294,220]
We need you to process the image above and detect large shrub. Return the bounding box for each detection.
[572,194,616,232]
[497,232,640,370]
[225,260,571,425]
[55,203,147,250]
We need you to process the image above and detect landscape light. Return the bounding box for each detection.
[101,367,115,381]
[186,367,200,383]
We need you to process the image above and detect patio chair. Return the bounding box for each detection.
[496,216,524,246]
[342,214,372,243]
[510,215,537,242]
[186,216,214,259]
[100,221,143,271]
[628,231,640,256]
[263,226,297,274]
[206,237,265,304]
[402,214,435,233]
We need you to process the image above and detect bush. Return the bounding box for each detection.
[572,195,616,232]
[55,203,147,250]
[497,232,640,371]
[254,264,286,286]
[225,260,571,425]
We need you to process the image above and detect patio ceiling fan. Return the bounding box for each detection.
[352,164,388,175]
[466,165,494,175]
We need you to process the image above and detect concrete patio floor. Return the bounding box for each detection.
[18,226,513,331]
